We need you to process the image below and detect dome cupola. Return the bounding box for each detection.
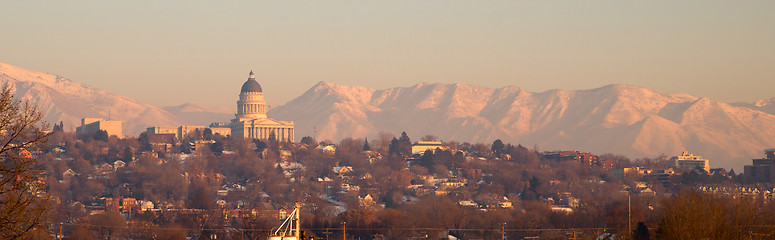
[240,71,263,93]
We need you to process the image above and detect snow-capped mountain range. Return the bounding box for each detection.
[0,62,231,134]
[2,62,773,168]
[0,62,184,134]
[272,82,775,169]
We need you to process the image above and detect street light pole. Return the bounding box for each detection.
[342,222,346,240]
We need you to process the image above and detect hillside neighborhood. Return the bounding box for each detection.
[33,123,775,239]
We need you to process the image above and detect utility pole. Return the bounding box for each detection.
[571,230,578,239]
[295,202,301,238]
[501,222,505,240]
[628,193,632,234]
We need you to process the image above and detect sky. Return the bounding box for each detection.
[2,1,774,109]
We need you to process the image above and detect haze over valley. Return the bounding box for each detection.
[5,2,775,239]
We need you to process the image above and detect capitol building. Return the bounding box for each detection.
[230,71,295,142]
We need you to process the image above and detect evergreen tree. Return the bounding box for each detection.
[268,131,277,142]
[633,222,650,240]
[362,138,371,151]
[180,142,192,154]
[52,121,64,132]
[202,128,213,141]
[191,128,203,140]
[94,130,109,141]
[122,146,134,160]
[210,140,224,154]
[300,136,316,146]
[388,137,400,156]
[529,176,541,193]
[398,132,412,155]
[138,132,151,151]
[491,139,505,156]
[253,139,267,152]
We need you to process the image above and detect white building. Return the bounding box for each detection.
[230,71,294,142]
[671,151,710,173]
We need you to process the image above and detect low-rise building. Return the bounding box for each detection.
[76,118,123,138]
[542,150,598,165]
[333,166,353,175]
[62,169,77,182]
[178,125,206,140]
[744,148,775,183]
[439,181,465,190]
[358,194,376,208]
[146,126,177,135]
[113,160,126,169]
[318,145,336,155]
[208,127,231,137]
[412,141,446,154]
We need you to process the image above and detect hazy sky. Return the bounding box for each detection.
[2,1,774,109]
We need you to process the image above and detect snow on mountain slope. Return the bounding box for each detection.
[272,82,775,169]
[163,103,233,126]
[732,98,775,116]
[3,61,772,168]
[0,62,182,135]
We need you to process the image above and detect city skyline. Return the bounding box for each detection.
[2,1,774,109]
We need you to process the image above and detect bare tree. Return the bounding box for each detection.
[374,131,395,152]
[657,191,731,239]
[0,84,50,239]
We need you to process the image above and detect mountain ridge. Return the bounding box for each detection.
[732,98,775,116]
[0,62,183,134]
[271,82,775,169]
[0,62,241,133]
[3,62,774,169]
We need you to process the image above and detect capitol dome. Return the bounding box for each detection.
[240,71,263,93]
[231,69,295,142]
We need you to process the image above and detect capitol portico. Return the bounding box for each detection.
[230,71,294,142]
